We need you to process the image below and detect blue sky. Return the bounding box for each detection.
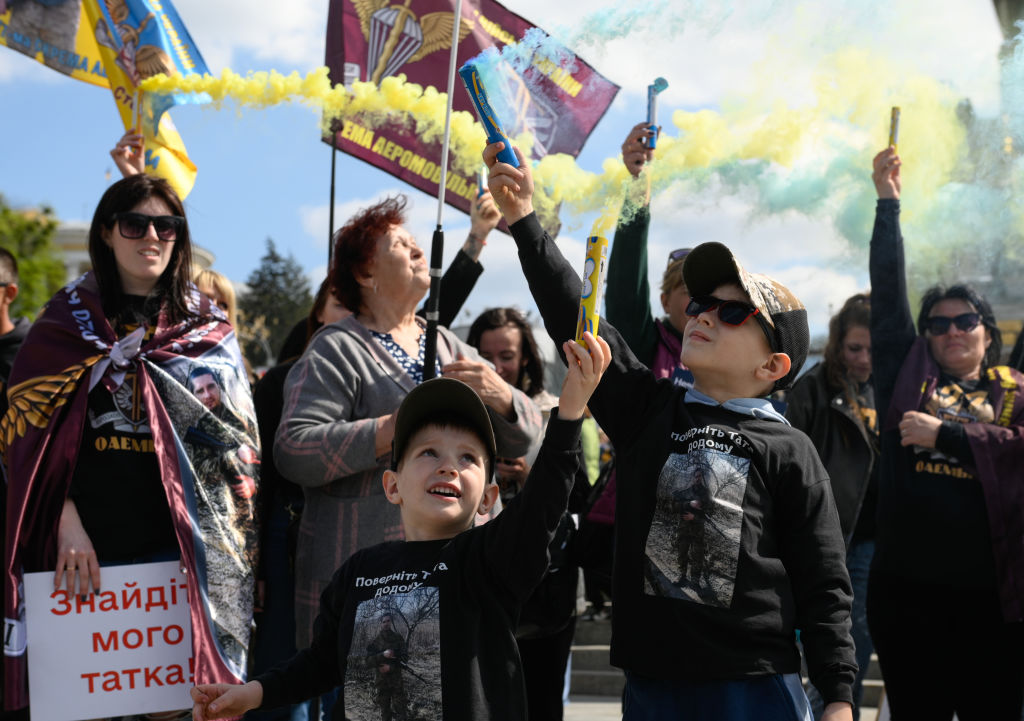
[0,0,1006,337]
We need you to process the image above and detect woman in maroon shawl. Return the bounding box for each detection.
[2,175,259,712]
[867,147,1024,719]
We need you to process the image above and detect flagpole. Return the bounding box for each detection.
[422,0,463,381]
[328,121,339,266]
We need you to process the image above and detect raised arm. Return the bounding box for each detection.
[484,333,611,597]
[868,147,916,417]
[484,142,665,449]
[429,191,501,327]
[110,129,145,177]
[606,123,659,364]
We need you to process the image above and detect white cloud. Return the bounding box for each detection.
[162,0,326,72]
[299,186,466,249]
[2,0,1002,118]
[641,186,863,336]
[771,264,863,335]
[510,0,1003,114]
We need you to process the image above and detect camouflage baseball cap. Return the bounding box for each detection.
[683,242,809,391]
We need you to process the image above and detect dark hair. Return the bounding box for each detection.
[331,195,407,312]
[89,175,194,327]
[188,365,219,387]
[396,410,495,479]
[917,284,1002,370]
[305,276,334,343]
[466,307,545,396]
[275,279,345,365]
[823,293,871,392]
[0,247,19,286]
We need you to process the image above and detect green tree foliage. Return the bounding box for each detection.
[0,195,67,319]
[238,238,313,367]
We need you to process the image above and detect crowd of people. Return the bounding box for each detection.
[0,124,1021,721]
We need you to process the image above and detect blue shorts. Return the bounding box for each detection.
[623,672,812,721]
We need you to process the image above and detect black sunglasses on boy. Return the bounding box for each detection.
[686,295,777,350]
[686,296,761,326]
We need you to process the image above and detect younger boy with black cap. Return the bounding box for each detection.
[486,141,856,721]
[189,333,611,721]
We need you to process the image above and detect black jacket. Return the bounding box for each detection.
[507,211,856,705]
[786,363,876,542]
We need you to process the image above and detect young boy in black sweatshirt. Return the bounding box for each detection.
[188,333,610,721]
[485,141,856,721]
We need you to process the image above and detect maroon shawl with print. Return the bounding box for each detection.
[2,273,259,709]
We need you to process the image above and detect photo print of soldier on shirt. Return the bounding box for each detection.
[345,587,442,721]
[644,435,749,607]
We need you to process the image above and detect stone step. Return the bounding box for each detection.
[862,678,883,708]
[569,622,622,699]
[572,620,886,711]
[571,644,613,671]
[569,668,625,697]
[572,618,612,646]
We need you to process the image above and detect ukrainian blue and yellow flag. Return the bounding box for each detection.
[0,0,209,198]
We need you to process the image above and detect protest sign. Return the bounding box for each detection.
[24,561,192,721]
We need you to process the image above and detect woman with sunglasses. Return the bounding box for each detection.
[867,147,1024,718]
[2,174,260,713]
[605,122,694,389]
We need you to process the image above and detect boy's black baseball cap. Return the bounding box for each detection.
[391,377,497,472]
[682,242,809,391]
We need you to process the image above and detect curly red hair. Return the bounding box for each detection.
[331,195,408,311]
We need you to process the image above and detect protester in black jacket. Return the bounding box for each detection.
[786,294,878,720]
[867,146,1024,720]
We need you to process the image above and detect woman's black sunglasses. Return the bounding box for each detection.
[112,212,184,242]
[925,312,981,336]
[685,295,761,326]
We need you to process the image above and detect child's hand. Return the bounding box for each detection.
[483,142,533,224]
[558,332,611,421]
[191,681,263,721]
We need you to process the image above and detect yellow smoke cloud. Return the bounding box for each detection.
[142,50,967,235]
[531,47,967,229]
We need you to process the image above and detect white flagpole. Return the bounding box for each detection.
[422,0,464,380]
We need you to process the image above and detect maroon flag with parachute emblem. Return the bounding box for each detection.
[324,0,619,214]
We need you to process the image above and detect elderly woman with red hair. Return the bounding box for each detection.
[274,195,542,654]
